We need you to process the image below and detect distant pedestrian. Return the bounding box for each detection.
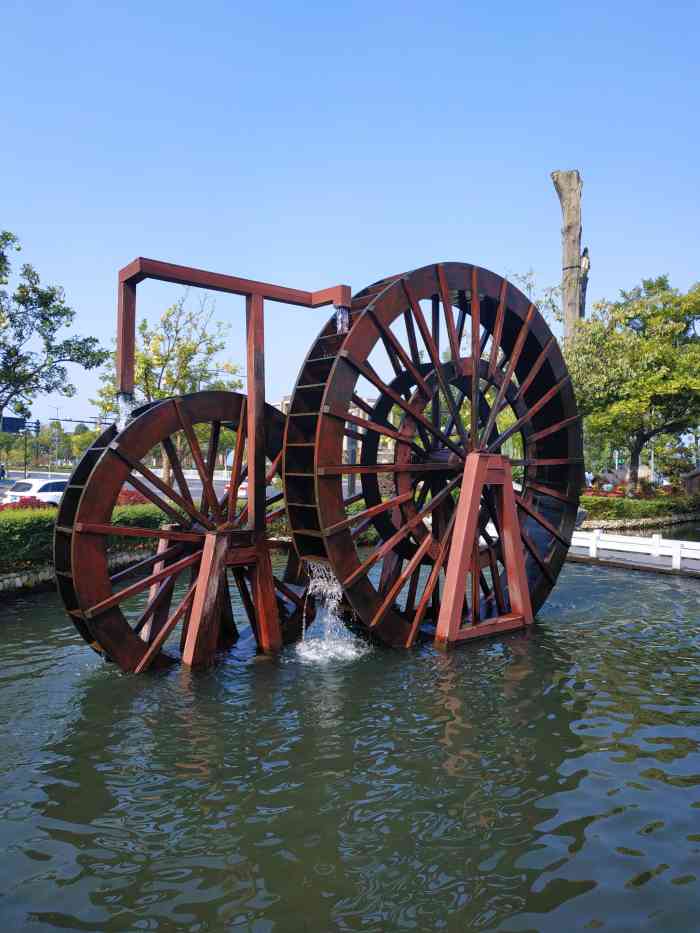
[0,463,6,480]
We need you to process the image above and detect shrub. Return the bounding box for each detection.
[0,503,165,573]
[581,494,700,521]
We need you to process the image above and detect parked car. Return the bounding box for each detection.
[1,478,68,506]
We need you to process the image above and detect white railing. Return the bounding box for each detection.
[571,529,700,571]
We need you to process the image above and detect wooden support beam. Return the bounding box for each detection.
[181,532,229,668]
[434,453,533,649]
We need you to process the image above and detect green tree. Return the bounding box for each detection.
[94,293,243,482]
[0,231,109,421]
[70,427,100,460]
[565,276,700,491]
[94,293,242,415]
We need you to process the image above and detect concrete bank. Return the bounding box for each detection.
[579,511,700,532]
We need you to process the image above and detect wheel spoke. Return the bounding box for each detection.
[470,267,481,452]
[487,546,506,613]
[162,436,195,507]
[110,542,184,586]
[111,444,214,528]
[341,352,464,458]
[351,393,375,417]
[226,400,247,522]
[485,376,571,453]
[273,576,305,610]
[487,279,508,379]
[525,481,578,505]
[403,278,469,451]
[511,457,584,467]
[200,420,221,517]
[370,532,433,628]
[405,511,457,647]
[529,414,580,444]
[84,552,202,619]
[343,475,461,588]
[436,264,461,364]
[480,303,536,445]
[324,491,413,536]
[232,568,257,632]
[516,496,570,545]
[75,523,204,542]
[403,308,421,367]
[317,462,461,475]
[366,307,432,399]
[521,527,555,584]
[174,399,223,521]
[124,472,200,528]
[324,403,425,456]
[232,451,282,527]
[511,335,556,406]
[134,583,198,674]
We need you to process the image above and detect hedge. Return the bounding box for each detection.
[0,504,163,573]
[580,494,700,521]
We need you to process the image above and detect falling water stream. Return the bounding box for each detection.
[296,560,370,663]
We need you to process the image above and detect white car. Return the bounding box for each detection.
[2,478,68,506]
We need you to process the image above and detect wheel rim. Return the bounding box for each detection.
[284,263,583,646]
[56,391,309,671]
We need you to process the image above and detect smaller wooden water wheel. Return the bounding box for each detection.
[284,262,583,647]
[55,391,309,672]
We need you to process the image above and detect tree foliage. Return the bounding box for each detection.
[0,231,109,419]
[94,292,242,415]
[565,276,700,489]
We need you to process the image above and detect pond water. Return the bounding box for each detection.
[1,564,700,932]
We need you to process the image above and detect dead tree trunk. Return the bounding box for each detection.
[551,170,583,341]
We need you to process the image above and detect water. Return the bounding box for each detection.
[659,522,700,542]
[296,561,370,664]
[1,564,700,931]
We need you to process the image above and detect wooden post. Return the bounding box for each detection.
[551,169,583,340]
[182,532,228,668]
[245,291,282,651]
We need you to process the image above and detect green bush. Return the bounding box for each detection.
[0,504,164,573]
[581,494,700,521]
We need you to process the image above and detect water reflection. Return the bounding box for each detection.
[0,565,699,930]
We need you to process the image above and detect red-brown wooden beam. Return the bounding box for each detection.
[116,256,351,394]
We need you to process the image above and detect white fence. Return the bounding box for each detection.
[570,529,700,572]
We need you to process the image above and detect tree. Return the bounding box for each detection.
[0,231,109,420]
[94,292,242,415]
[94,292,243,482]
[73,422,89,434]
[565,276,700,491]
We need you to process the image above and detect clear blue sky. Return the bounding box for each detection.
[3,0,698,423]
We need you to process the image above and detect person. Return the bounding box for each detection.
[0,463,6,480]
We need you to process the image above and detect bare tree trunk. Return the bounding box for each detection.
[551,170,583,341]
[628,438,644,493]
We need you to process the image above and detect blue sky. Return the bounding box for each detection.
[3,0,698,423]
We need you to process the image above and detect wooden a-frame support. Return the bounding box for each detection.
[434,453,533,649]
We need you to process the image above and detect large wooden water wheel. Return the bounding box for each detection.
[55,391,309,672]
[284,262,583,647]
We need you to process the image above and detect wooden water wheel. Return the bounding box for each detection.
[283,262,583,647]
[55,391,310,672]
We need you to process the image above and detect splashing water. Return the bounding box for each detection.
[296,561,370,663]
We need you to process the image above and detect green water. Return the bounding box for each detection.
[1,564,700,932]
